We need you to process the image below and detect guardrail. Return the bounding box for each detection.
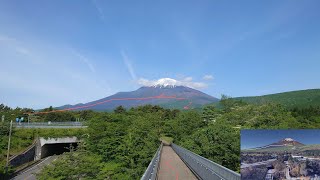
[13,122,86,128]
[141,144,163,180]
[172,143,240,180]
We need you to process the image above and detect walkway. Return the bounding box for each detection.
[157,146,197,180]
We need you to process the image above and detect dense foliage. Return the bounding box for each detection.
[233,89,320,109]
[37,106,175,179]
[291,106,320,127]
[1,94,320,179]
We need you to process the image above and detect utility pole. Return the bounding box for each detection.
[5,120,13,174]
[1,115,4,123]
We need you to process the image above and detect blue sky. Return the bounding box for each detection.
[241,130,320,149]
[0,0,320,109]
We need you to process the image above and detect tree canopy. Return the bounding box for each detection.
[1,98,320,179]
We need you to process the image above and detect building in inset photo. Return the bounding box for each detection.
[241,130,320,180]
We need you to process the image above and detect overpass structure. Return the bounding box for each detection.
[141,143,240,180]
[9,137,79,179]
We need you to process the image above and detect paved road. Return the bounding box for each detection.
[285,161,291,180]
[157,146,197,180]
[265,169,275,180]
[285,166,291,180]
[11,156,58,180]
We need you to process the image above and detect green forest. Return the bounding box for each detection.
[1,95,320,179]
[234,89,320,109]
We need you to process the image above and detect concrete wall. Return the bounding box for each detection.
[9,137,79,167]
[9,141,36,167]
[39,137,78,146]
[35,138,41,160]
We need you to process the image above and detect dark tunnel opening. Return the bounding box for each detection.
[41,143,78,159]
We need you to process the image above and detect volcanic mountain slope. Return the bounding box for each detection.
[57,85,219,111]
[269,138,305,147]
[243,138,306,152]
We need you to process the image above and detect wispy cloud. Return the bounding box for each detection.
[91,0,105,21]
[0,34,16,42]
[203,75,214,80]
[15,46,32,55]
[183,76,193,82]
[121,50,136,80]
[0,34,41,64]
[0,33,111,109]
[137,77,208,89]
[71,49,96,73]
[207,2,308,59]
[0,34,32,56]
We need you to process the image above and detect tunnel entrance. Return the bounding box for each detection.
[41,142,78,159]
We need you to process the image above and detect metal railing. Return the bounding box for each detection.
[141,144,163,180]
[13,122,86,128]
[172,143,241,180]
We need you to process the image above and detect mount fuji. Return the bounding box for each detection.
[247,138,305,151]
[56,85,219,111]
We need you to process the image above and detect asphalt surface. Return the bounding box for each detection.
[11,156,58,180]
[265,169,275,180]
[157,146,197,180]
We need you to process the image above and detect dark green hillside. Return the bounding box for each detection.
[234,89,320,109]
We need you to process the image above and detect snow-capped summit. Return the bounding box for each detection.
[151,78,178,88]
[138,77,208,89]
[150,78,179,88]
[269,138,304,146]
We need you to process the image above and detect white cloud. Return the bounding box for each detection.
[0,35,16,43]
[0,34,32,56]
[203,75,214,80]
[137,77,208,89]
[71,49,96,73]
[15,46,31,55]
[121,50,136,80]
[183,77,193,82]
[0,34,44,65]
[0,34,111,109]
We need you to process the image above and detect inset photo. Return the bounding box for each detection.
[241,129,320,180]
